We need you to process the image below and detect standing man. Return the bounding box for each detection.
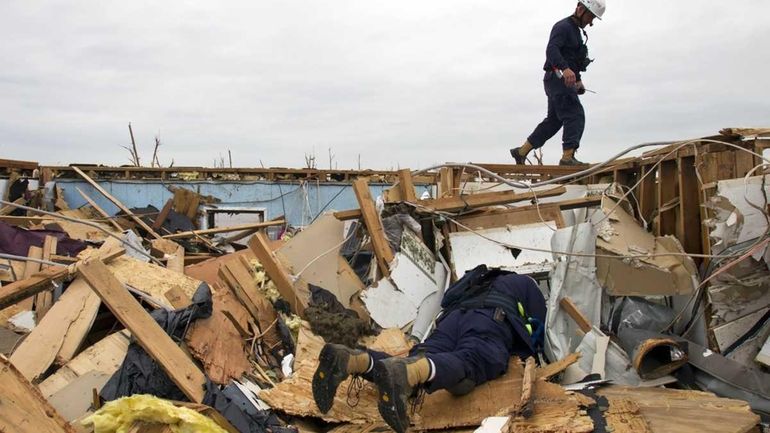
[511,0,606,166]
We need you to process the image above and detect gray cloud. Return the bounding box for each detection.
[1,0,768,168]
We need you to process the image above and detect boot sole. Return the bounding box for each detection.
[509,148,526,165]
[312,344,349,413]
[373,361,410,433]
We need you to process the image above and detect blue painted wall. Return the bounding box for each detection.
[56,179,432,227]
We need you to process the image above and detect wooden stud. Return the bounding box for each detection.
[559,297,592,335]
[71,166,163,239]
[519,357,537,419]
[438,167,454,199]
[637,165,657,226]
[162,220,285,240]
[657,160,679,236]
[678,156,703,258]
[76,187,124,232]
[152,199,173,231]
[247,231,307,316]
[352,178,394,277]
[418,186,567,213]
[0,248,124,311]
[79,259,206,403]
[397,169,417,202]
[33,236,58,319]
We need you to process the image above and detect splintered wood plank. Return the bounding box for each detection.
[598,386,760,433]
[38,331,130,398]
[9,277,100,382]
[397,169,418,202]
[418,186,567,213]
[79,259,206,403]
[186,288,251,385]
[438,167,455,198]
[657,160,678,236]
[0,248,125,310]
[260,326,411,423]
[71,165,162,239]
[638,164,657,225]
[678,156,703,256]
[248,231,307,316]
[352,178,394,277]
[161,221,284,240]
[0,355,74,433]
[19,246,43,310]
[33,235,58,319]
[108,256,199,307]
[152,199,173,230]
[76,187,124,232]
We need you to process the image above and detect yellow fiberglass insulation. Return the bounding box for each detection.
[81,394,227,433]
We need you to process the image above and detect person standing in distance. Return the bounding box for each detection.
[512,0,606,166]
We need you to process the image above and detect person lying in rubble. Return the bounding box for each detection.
[312,265,547,433]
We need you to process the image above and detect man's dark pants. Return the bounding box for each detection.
[527,73,585,151]
[363,308,514,395]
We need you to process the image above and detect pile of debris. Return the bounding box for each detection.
[0,128,769,433]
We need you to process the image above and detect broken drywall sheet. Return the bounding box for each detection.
[362,250,440,329]
[712,307,770,353]
[710,175,770,249]
[595,197,699,297]
[277,213,361,308]
[449,221,557,276]
[562,328,642,386]
[546,223,603,362]
[411,260,449,342]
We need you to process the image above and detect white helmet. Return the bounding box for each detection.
[579,0,606,19]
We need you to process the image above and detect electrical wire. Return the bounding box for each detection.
[0,253,65,267]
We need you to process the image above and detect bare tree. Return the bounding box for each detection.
[328,147,335,170]
[121,123,141,166]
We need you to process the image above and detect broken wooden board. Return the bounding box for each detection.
[352,177,395,277]
[76,187,124,232]
[184,249,256,286]
[0,355,75,433]
[0,248,125,311]
[259,326,411,423]
[9,277,101,382]
[42,218,118,242]
[162,220,284,240]
[47,370,111,422]
[79,259,207,403]
[598,386,760,433]
[150,238,185,273]
[596,197,699,296]
[72,165,162,239]
[38,330,130,398]
[186,288,252,385]
[108,256,200,308]
[415,361,596,432]
[419,186,567,213]
[248,231,307,316]
[276,213,364,308]
[33,235,58,319]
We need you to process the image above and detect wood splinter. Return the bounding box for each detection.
[519,356,537,419]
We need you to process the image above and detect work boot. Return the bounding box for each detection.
[558,156,589,166]
[373,356,432,433]
[559,148,589,166]
[509,141,534,165]
[312,344,372,413]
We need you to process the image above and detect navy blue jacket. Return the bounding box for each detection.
[543,16,586,81]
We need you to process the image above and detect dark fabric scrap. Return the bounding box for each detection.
[305,284,373,347]
[0,220,87,257]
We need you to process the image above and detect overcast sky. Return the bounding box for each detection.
[1,0,768,169]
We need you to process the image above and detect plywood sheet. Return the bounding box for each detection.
[9,277,100,381]
[186,289,252,385]
[598,386,760,433]
[259,326,410,423]
[108,256,200,307]
[38,331,130,398]
[0,355,74,433]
